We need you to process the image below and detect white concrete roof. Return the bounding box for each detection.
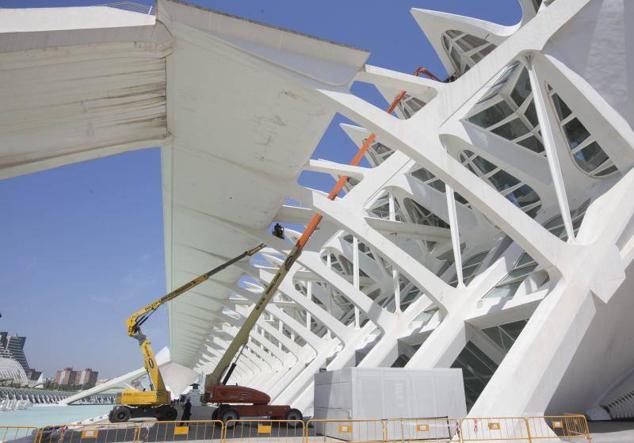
[158,0,367,364]
[0,1,368,366]
[0,6,155,33]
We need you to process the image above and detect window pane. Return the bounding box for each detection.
[574,141,609,172]
[552,93,572,120]
[525,205,541,218]
[429,180,446,193]
[456,37,473,52]
[405,96,425,114]
[492,118,530,139]
[411,167,435,182]
[489,169,520,191]
[485,281,521,298]
[516,253,535,267]
[506,266,537,280]
[524,101,538,126]
[511,68,531,106]
[442,35,451,50]
[472,155,497,174]
[518,135,544,153]
[512,185,539,207]
[563,118,590,149]
[596,165,617,176]
[455,193,468,205]
[543,215,563,230]
[479,44,496,57]
[461,34,488,48]
[450,47,462,71]
[469,101,514,128]
[372,142,392,155]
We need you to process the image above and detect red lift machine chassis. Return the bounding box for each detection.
[206,385,301,423]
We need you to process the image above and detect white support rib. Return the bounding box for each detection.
[526,55,575,242]
[445,184,464,287]
[353,235,361,328]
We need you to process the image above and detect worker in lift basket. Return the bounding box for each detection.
[273,223,285,239]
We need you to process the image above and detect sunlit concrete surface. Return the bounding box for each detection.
[588,422,634,443]
[2,0,634,422]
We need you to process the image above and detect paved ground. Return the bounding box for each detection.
[589,421,634,443]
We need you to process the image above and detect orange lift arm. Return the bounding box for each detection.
[204,67,438,391]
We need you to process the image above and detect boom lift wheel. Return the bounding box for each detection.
[109,405,132,423]
[157,405,178,421]
[284,408,303,426]
[217,406,239,427]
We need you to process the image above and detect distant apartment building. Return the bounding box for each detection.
[0,331,30,372]
[54,367,74,385]
[55,367,98,387]
[25,368,42,381]
[77,368,98,387]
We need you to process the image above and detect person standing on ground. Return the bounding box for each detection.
[180,399,192,424]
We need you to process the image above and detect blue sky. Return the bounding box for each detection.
[0,0,521,378]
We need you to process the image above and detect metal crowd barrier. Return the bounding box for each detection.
[0,426,39,443]
[223,420,304,443]
[36,423,139,443]
[141,420,223,442]
[459,417,532,442]
[525,415,590,442]
[390,417,460,442]
[306,419,386,443]
[0,415,591,443]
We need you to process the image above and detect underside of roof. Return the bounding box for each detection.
[0,1,369,366]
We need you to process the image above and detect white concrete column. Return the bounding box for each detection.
[392,268,401,313]
[306,281,313,331]
[326,254,334,339]
[353,236,361,328]
[445,185,464,287]
[389,193,402,311]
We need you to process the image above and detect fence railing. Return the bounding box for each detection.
[460,417,532,442]
[526,415,591,441]
[0,414,591,443]
[0,425,39,443]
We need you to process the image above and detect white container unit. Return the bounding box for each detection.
[313,367,467,441]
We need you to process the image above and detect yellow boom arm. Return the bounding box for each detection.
[126,243,265,394]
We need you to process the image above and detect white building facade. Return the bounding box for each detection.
[2,0,634,420]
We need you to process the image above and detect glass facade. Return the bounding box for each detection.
[448,251,489,286]
[451,342,498,410]
[484,201,590,299]
[365,141,394,167]
[441,30,497,76]
[467,63,546,155]
[410,166,469,205]
[452,320,528,410]
[403,198,450,228]
[459,150,542,217]
[548,88,617,177]
[397,94,426,119]
[367,191,405,221]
